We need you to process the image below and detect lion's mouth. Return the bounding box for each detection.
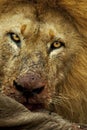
[23,102,45,111]
[13,80,45,111]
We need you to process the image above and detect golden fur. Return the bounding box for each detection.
[0,0,87,124]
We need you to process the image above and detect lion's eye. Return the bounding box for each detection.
[51,40,65,50]
[9,32,21,47]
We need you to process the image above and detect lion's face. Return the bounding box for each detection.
[0,2,83,113]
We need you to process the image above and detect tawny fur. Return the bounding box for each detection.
[0,0,87,124]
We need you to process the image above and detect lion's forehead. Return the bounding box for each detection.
[0,2,77,42]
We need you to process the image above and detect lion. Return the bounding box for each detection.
[0,0,87,125]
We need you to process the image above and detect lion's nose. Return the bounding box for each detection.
[13,73,46,97]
